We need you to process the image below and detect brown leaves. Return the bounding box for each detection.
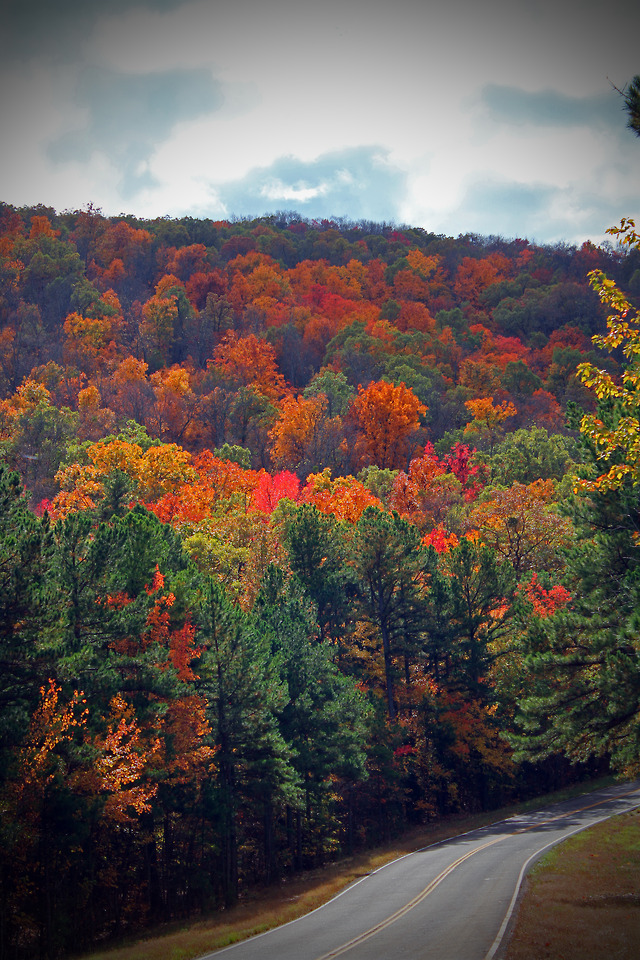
[469,479,572,575]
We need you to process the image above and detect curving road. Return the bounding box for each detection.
[201,781,640,960]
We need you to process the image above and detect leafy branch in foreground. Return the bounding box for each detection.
[610,75,640,138]
[577,219,640,493]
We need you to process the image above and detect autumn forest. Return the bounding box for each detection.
[2,202,640,959]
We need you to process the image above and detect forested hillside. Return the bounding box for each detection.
[1,203,640,959]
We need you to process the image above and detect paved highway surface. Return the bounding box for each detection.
[200,781,640,960]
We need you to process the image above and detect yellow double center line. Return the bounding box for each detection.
[313,836,503,960]
[312,786,640,960]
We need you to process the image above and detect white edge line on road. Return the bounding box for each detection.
[206,828,495,957]
[203,783,640,958]
[204,817,492,956]
[484,814,620,960]
[204,845,426,957]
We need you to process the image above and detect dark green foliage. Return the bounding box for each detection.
[46,506,188,703]
[352,507,426,719]
[196,576,297,902]
[445,537,515,693]
[323,322,384,386]
[500,359,543,398]
[15,231,84,330]
[0,464,51,751]
[254,566,370,868]
[283,502,354,644]
[621,75,640,138]
[97,467,135,518]
[257,566,369,785]
[421,546,457,685]
[515,480,640,776]
[104,503,188,597]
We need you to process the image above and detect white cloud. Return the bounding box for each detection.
[260,180,329,203]
[1,0,638,241]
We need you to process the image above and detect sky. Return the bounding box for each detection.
[1,0,639,245]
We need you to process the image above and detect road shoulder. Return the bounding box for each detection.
[502,808,640,960]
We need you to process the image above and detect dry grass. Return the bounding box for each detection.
[503,808,640,960]
[77,778,615,960]
[80,818,483,960]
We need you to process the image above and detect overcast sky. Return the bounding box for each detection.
[2,0,638,244]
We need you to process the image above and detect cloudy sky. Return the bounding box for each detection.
[2,0,639,244]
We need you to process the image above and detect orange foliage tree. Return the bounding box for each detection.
[392,249,442,303]
[18,680,88,796]
[454,253,511,307]
[210,332,287,401]
[140,290,179,368]
[147,365,202,445]
[93,220,151,270]
[76,384,116,441]
[518,572,572,618]
[165,243,209,281]
[92,694,161,823]
[103,356,154,425]
[389,446,466,532]
[301,468,384,523]
[226,258,292,317]
[350,379,427,469]
[269,393,335,472]
[63,289,124,374]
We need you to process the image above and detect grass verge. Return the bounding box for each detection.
[503,807,640,960]
[78,778,615,960]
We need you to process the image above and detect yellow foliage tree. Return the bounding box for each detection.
[576,219,640,492]
[52,438,197,519]
[464,396,516,453]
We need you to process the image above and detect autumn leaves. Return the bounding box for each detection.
[2,204,637,957]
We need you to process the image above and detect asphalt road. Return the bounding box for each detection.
[201,781,640,960]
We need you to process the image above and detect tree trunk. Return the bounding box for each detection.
[142,812,162,921]
[263,800,275,884]
[380,619,396,720]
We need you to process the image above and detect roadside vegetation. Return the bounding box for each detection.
[77,780,615,960]
[504,807,640,960]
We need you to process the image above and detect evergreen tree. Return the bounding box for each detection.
[0,464,51,749]
[255,565,370,868]
[446,537,516,694]
[516,226,640,776]
[283,502,354,644]
[196,577,297,904]
[352,507,426,719]
[515,468,640,776]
